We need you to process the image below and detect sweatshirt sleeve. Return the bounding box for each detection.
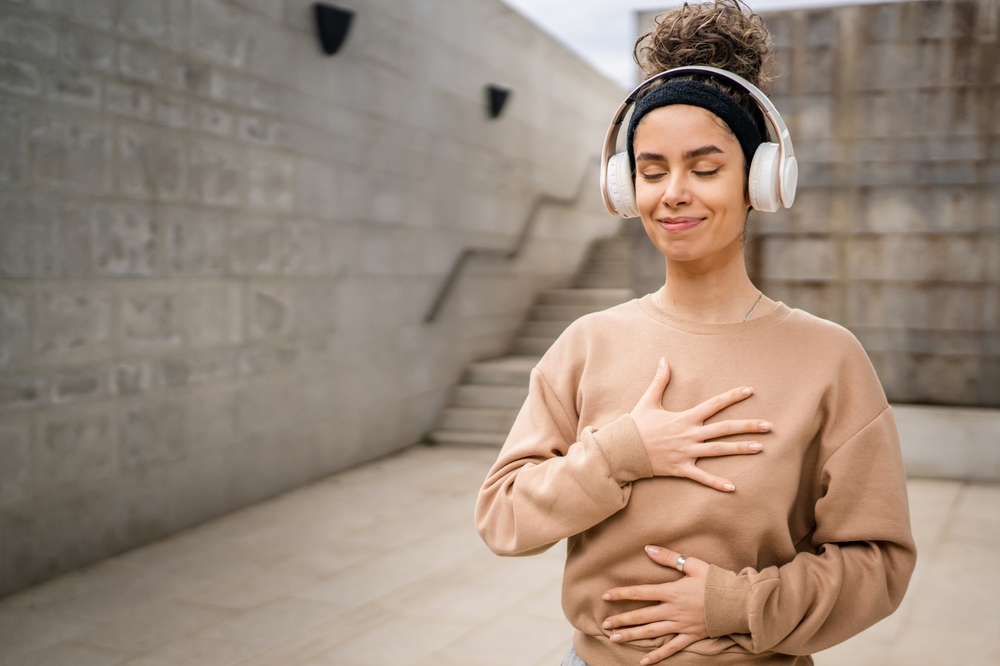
[475,366,654,556]
[703,406,917,654]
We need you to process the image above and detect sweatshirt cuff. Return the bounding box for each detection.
[705,565,751,637]
[592,414,653,484]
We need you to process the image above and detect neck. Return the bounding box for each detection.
[658,239,764,324]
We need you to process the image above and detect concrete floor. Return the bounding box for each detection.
[1,444,998,666]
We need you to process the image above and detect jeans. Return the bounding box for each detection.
[561,645,590,666]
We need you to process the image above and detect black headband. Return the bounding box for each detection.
[626,79,764,175]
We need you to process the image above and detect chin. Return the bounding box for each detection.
[649,238,705,263]
[663,249,707,263]
[656,230,745,264]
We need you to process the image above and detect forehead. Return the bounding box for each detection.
[633,104,739,154]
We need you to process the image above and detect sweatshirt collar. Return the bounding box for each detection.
[636,292,792,335]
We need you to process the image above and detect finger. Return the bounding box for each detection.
[639,358,671,407]
[645,545,708,577]
[698,418,772,441]
[688,386,754,422]
[603,605,674,630]
[608,620,681,643]
[602,584,670,602]
[693,440,763,458]
[640,633,701,665]
[643,545,684,570]
[680,462,736,492]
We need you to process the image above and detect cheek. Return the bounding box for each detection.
[708,175,749,219]
[634,180,662,216]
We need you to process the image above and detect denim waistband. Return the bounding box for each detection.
[560,645,589,666]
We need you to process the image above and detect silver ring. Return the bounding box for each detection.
[676,555,687,573]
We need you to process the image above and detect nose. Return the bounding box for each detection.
[661,172,691,209]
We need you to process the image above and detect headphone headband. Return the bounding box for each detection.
[600,65,797,216]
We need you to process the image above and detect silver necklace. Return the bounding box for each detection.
[656,289,763,322]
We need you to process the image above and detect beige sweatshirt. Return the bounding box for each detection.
[476,296,916,666]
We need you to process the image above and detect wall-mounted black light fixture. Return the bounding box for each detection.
[313,2,354,55]
[486,85,511,119]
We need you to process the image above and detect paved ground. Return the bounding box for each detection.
[1,444,998,666]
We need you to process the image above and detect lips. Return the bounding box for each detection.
[658,217,703,232]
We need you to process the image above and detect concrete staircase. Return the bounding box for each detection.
[429,234,634,447]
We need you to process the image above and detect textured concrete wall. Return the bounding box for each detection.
[894,403,1000,480]
[636,0,1000,407]
[0,0,623,595]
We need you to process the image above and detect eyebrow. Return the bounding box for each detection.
[634,145,724,163]
[683,145,724,159]
[635,151,665,162]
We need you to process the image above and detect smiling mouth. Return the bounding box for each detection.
[658,217,703,232]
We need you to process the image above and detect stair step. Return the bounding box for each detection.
[454,384,529,409]
[430,234,633,451]
[512,336,557,356]
[530,304,607,321]
[537,288,634,306]
[581,260,629,274]
[585,249,629,259]
[588,237,631,259]
[429,429,508,447]
[599,252,628,261]
[465,356,537,386]
[439,407,520,432]
[575,275,631,289]
[520,320,573,337]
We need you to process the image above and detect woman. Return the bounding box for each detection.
[475,2,915,665]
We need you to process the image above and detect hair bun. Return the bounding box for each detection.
[635,0,773,93]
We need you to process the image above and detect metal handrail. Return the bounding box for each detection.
[424,156,600,323]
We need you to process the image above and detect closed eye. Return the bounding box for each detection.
[693,168,721,177]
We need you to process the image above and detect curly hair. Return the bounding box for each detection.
[630,0,775,158]
[634,0,774,92]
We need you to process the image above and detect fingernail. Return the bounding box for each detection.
[611,633,622,642]
[658,357,665,372]
[644,545,660,555]
[641,659,650,665]
[760,421,772,430]
[602,593,612,600]
[742,387,753,395]
[724,482,736,491]
[603,620,612,629]
[749,442,762,452]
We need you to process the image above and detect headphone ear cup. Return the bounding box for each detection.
[606,152,639,218]
[748,142,781,213]
[781,156,798,207]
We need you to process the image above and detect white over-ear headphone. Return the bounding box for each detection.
[600,65,798,218]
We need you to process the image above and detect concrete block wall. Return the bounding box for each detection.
[636,0,1000,407]
[0,0,624,596]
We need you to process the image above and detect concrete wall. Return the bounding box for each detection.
[894,403,1000,481]
[0,0,624,595]
[635,0,1000,407]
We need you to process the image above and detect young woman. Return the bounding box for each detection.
[475,2,915,665]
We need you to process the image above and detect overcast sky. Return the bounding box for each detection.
[500,0,922,88]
